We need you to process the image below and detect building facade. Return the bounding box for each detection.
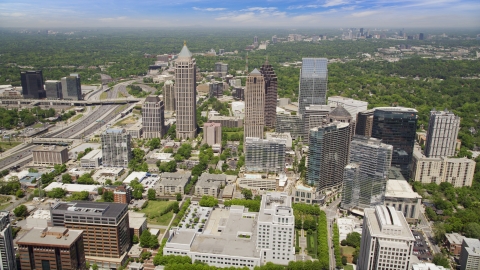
[244,68,265,140]
[175,43,197,140]
[21,70,44,99]
[357,205,415,270]
[142,95,165,139]
[0,212,16,270]
[155,172,191,196]
[163,80,175,111]
[327,96,368,119]
[17,227,86,270]
[33,145,69,165]
[101,128,131,167]
[80,149,102,168]
[195,173,227,198]
[424,109,460,158]
[61,74,82,100]
[307,122,350,192]
[298,58,328,116]
[341,136,393,211]
[460,238,480,270]
[384,180,422,223]
[245,137,286,174]
[355,109,374,137]
[260,60,278,128]
[275,113,304,140]
[303,105,332,141]
[208,115,243,128]
[411,147,476,187]
[203,122,222,148]
[371,107,418,178]
[45,80,62,99]
[50,202,130,268]
[209,82,223,98]
[445,233,464,256]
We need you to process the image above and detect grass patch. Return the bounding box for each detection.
[70,114,83,122]
[114,104,128,114]
[140,201,176,226]
[341,245,356,263]
[307,232,318,259]
[0,141,22,151]
[0,196,12,210]
[33,123,45,128]
[114,116,137,127]
[344,265,354,270]
[100,92,108,100]
[118,92,126,98]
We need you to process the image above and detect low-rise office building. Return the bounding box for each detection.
[17,227,86,270]
[129,212,147,239]
[384,180,422,223]
[292,182,324,204]
[33,145,68,165]
[445,233,464,256]
[460,238,480,270]
[195,173,226,198]
[411,263,447,270]
[209,115,243,128]
[80,149,102,168]
[155,172,191,196]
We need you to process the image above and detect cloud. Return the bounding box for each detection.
[192,7,227,11]
[240,7,277,13]
[0,12,25,17]
[351,10,379,17]
[323,0,351,7]
[98,16,127,22]
[288,5,322,10]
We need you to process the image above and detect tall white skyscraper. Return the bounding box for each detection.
[0,211,16,270]
[244,68,265,141]
[256,192,295,265]
[142,95,164,139]
[342,136,393,210]
[175,42,197,140]
[358,205,415,270]
[298,58,328,116]
[424,109,460,158]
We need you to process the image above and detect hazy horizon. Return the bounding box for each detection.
[1,0,479,29]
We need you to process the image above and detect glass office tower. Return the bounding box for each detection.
[298,58,328,116]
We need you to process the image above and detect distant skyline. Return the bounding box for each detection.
[0,0,479,28]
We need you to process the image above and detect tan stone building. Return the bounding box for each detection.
[155,172,191,196]
[195,173,226,198]
[32,145,68,165]
[142,95,164,139]
[163,80,175,111]
[244,68,265,141]
[203,122,222,149]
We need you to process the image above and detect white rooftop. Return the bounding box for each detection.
[124,171,148,184]
[385,180,422,199]
[44,182,101,193]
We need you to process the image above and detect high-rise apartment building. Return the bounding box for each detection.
[342,136,393,210]
[163,80,175,111]
[327,96,368,119]
[260,60,278,128]
[61,73,82,100]
[424,109,460,158]
[328,105,356,140]
[17,227,85,270]
[303,104,332,141]
[203,122,222,149]
[460,238,480,270]
[0,212,16,270]
[20,70,44,99]
[142,95,164,139]
[298,58,328,116]
[101,128,131,167]
[357,205,415,270]
[256,192,295,265]
[307,122,351,191]
[275,113,304,140]
[355,109,374,137]
[50,202,130,268]
[45,80,62,99]
[371,107,418,177]
[175,42,197,140]
[245,137,286,173]
[244,68,265,141]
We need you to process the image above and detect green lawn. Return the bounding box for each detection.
[344,265,354,270]
[0,196,11,210]
[140,201,175,226]
[70,114,83,122]
[100,92,108,100]
[341,246,355,256]
[306,232,318,259]
[0,141,21,152]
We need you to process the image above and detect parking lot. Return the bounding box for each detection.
[412,230,433,262]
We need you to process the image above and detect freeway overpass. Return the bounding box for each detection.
[0,98,142,107]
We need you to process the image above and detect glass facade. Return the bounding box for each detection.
[298,58,328,116]
[371,108,417,178]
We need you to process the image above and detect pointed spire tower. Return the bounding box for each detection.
[260,57,278,128]
[175,41,197,140]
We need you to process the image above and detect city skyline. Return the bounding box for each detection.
[0,0,479,28]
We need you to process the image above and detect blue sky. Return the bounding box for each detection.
[1,0,479,28]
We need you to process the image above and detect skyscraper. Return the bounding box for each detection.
[244,68,265,140]
[245,137,286,173]
[328,105,356,140]
[45,80,62,99]
[260,60,278,128]
[0,212,16,270]
[424,109,460,158]
[371,107,417,177]
[163,80,175,111]
[307,122,351,192]
[253,36,258,45]
[20,70,44,99]
[298,58,328,116]
[358,205,414,270]
[61,73,82,100]
[342,136,393,210]
[142,95,164,139]
[175,42,197,140]
[101,128,131,167]
[355,109,374,137]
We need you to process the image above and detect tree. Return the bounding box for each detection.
[70,191,90,201]
[176,193,182,201]
[432,253,450,269]
[241,189,253,200]
[61,173,72,184]
[173,202,180,214]
[148,188,156,200]
[140,230,153,248]
[92,263,99,270]
[433,222,446,243]
[102,191,114,202]
[97,187,104,195]
[342,256,348,265]
[199,196,218,207]
[147,138,161,150]
[132,234,139,244]
[149,235,160,249]
[464,222,480,238]
[47,188,66,198]
[16,189,24,198]
[345,232,361,248]
[105,179,113,185]
[14,205,28,217]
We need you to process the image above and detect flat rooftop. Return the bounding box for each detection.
[52,201,127,218]
[365,205,414,240]
[385,180,421,199]
[17,227,83,247]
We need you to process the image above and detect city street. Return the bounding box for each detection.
[323,197,341,270]
[417,208,441,254]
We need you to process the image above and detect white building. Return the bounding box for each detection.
[327,96,368,118]
[384,180,422,223]
[244,137,286,173]
[411,263,447,270]
[80,149,102,168]
[265,132,293,150]
[358,205,415,270]
[123,172,148,185]
[232,101,245,119]
[424,109,460,158]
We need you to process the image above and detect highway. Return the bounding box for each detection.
[0,144,36,170]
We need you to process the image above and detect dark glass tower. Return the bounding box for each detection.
[260,60,278,128]
[20,70,44,99]
[371,107,418,178]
